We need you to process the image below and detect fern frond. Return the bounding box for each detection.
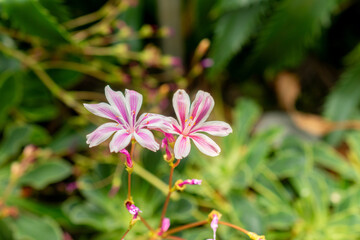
[250,0,339,70]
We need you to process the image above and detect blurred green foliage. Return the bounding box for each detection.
[0,0,360,239]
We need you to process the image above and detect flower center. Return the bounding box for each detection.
[183,116,196,135]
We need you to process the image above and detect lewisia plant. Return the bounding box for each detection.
[84,86,169,152]
[167,89,233,159]
[83,86,265,240]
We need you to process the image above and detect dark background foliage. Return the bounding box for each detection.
[1,0,360,239]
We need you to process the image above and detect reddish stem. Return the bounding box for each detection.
[164,220,208,236]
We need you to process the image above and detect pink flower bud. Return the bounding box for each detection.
[126,202,141,219]
[201,58,214,68]
[210,214,219,240]
[161,138,173,161]
[66,182,78,193]
[177,179,202,188]
[158,217,170,236]
[120,149,133,168]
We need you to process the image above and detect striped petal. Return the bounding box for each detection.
[125,89,143,126]
[105,85,130,125]
[189,91,214,126]
[84,103,119,122]
[136,113,172,132]
[190,133,220,157]
[191,121,232,136]
[172,90,190,129]
[86,123,122,147]
[174,135,191,159]
[134,129,159,152]
[109,130,132,153]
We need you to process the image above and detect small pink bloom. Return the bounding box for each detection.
[84,86,169,153]
[158,217,170,236]
[201,58,214,68]
[210,214,219,240]
[177,179,202,188]
[161,138,173,161]
[66,182,77,193]
[166,90,232,159]
[120,149,133,168]
[126,202,141,219]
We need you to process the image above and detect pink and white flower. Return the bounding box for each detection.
[84,86,168,152]
[165,90,232,159]
[126,202,141,219]
[207,214,219,240]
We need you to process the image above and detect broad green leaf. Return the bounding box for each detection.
[208,4,264,76]
[19,105,59,122]
[6,214,62,240]
[1,0,71,44]
[0,124,50,165]
[8,197,72,227]
[48,122,89,154]
[251,0,338,69]
[19,159,72,189]
[62,198,123,231]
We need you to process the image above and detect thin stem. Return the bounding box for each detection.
[127,141,135,200]
[164,220,208,236]
[120,228,130,240]
[127,172,131,200]
[159,191,171,227]
[158,164,175,227]
[218,221,249,234]
[42,61,110,82]
[139,215,153,232]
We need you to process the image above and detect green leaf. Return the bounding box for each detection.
[269,149,306,178]
[312,142,357,181]
[1,0,71,44]
[0,219,13,240]
[6,213,62,240]
[0,71,23,128]
[62,198,123,231]
[225,98,261,147]
[19,159,72,189]
[208,4,264,76]
[0,124,50,165]
[38,0,70,23]
[230,196,265,233]
[8,197,73,227]
[216,0,267,13]
[324,62,360,144]
[251,0,338,69]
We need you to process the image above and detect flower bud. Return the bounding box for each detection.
[248,232,266,240]
[175,179,202,191]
